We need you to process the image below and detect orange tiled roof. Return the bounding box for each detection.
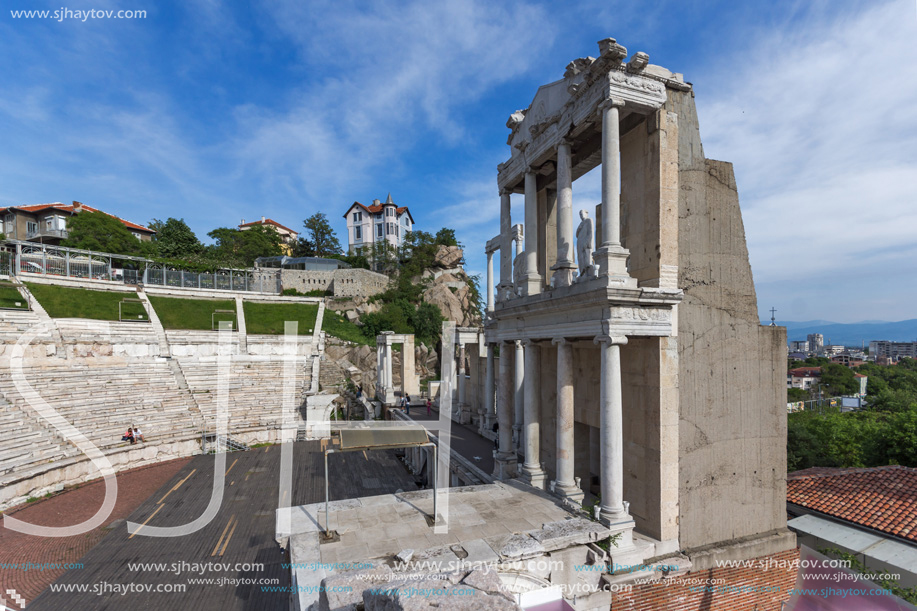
[0,202,153,233]
[789,367,822,378]
[787,466,917,542]
[238,218,297,234]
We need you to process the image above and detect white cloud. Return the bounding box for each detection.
[695,1,917,321]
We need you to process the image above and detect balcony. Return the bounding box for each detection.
[26,228,69,241]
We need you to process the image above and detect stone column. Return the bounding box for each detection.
[484,343,496,430]
[376,342,383,399]
[522,171,541,296]
[552,338,582,501]
[521,340,545,488]
[402,336,417,396]
[497,189,514,300]
[486,250,495,313]
[551,140,577,287]
[384,341,393,394]
[595,334,630,524]
[494,341,517,479]
[513,339,524,449]
[594,98,630,279]
[457,342,468,423]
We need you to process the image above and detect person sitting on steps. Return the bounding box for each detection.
[122,427,134,444]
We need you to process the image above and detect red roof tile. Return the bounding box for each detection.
[787,466,917,542]
[789,367,822,377]
[238,218,297,235]
[0,202,153,233]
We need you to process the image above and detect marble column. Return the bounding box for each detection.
[494,341,517,479]
[522,171,541,296]
[521,340,545,488]
[486,250,495,313]
[551,140,577,287]
[594,98,630,278]
[513,339,524,449]
[384,341,393,394]
[498,189,513,300]
[552,338,582,501]
[457,343,468,423]
[484,343,496,430]
[376,343,383,399]
[595,334,629,523]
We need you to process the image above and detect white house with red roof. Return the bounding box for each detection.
[238,216,298,255]
[343,193,414,254]
[0,201,154,244]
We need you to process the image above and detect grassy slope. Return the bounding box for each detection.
[25,283,147,320]
[0,284,28,309]
[148,295,235,330]
[321,308,371,345]
[243,302,318,335]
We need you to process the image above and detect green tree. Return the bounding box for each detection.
[207,225,282,267]
[291,236,315,258]
[63,211,143,255]
[787,387,807,402]
[434,227,459,247]
[148,218,201,259]
[820,363,858,396]
[303,213,342,257]
[410,302,445,345]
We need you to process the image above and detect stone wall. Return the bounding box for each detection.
[673,88,791,554]
[280,268,388,299]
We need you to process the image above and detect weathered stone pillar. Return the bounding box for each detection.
[513,339,524,449]
[521,340,545,488]
[551,140,576,287]
[494,341,517,479]
[402,336,417,396]
[552,338,582,501]
[594,98,630,278]
[595,334,629,523]
[384,341,393,392]
[486,250,495,312]
[484,343,496,430]
[497,189,513,300]
[457,342,468,423]
[522,171,541,295]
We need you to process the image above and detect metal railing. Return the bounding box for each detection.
[2,239,281,294]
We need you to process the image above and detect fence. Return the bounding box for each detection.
[3,240,281,294]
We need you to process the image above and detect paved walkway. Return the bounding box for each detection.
[27,441,418,611]
[0,458,191,608]
[404,404,497,475]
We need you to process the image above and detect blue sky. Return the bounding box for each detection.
[1,0,915,323]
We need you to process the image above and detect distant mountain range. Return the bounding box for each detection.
[761,319,917,346]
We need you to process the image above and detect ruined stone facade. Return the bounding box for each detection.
[481,36,793,569]
[280,267,388,299]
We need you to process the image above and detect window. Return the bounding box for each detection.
[46,217,53,230]
[4,214,13,234]
[355,226,362,240]
[376,224,383,238]
[26,221,37,236]
[353,211,362,222]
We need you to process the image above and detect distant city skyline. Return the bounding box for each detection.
[1,1,914,322]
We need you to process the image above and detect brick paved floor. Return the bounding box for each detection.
[0,458,190,607]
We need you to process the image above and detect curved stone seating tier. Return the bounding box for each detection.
[0,309,52,343]
[178,356,308,433]
[0,357,200,463]
[54,319,160,358]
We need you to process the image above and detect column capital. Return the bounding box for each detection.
[499,187,512,197]
[556,136,574,150]
[522,338,540,347]
[599,96,626,111]
[551,337,570,347]
[594,334,628,346]
[514,339,523,348]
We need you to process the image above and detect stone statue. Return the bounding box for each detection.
[576,209,595,279]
